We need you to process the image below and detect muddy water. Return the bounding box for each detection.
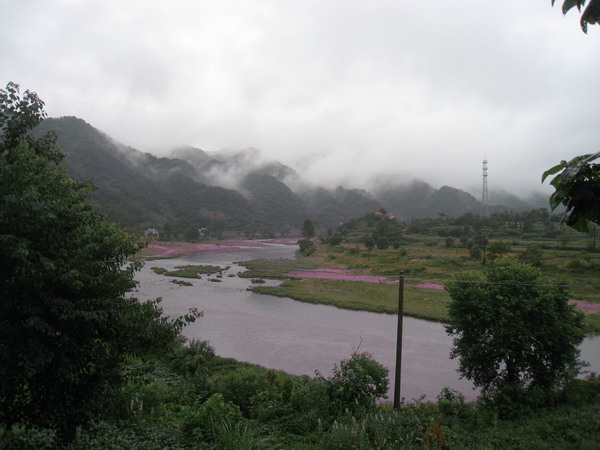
[133,241,600,402]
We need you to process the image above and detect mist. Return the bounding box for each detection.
[3,1,599,198]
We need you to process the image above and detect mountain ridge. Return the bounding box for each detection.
[32,116,546,238]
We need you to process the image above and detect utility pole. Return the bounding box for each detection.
[394,271,405,409]
[483,234,487,266]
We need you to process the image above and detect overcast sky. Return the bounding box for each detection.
[2,0,599,196]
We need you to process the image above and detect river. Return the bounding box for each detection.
[133,240,600,402]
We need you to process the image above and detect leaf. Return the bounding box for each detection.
[541,161,567,182]
[562,0,584,14]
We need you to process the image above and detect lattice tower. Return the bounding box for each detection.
[481,159,489,218]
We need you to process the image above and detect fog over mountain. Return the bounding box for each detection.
[32,116,549,238]
[3,1,599,199]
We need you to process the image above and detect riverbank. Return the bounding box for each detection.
[139,240,600,334]
[240,258,600,334]
[139,238,299,258]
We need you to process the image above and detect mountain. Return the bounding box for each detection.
[31,116,548,238]
[300,186,382,226]
[241,172,307,231]
[33,117,256,234]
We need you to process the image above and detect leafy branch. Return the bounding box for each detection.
[542,152,600,231]
[552,0,600,33]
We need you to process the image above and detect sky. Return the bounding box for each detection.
[2,0,599,197]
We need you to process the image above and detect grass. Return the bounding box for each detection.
[152,264,228,278]
[583,314,600,335]
[241,243,600,334]
[238,258,319,279]
[253,279,451,322]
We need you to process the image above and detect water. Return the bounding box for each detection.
[133,241,600,402]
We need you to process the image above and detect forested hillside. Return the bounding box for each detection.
[33,116,542,238]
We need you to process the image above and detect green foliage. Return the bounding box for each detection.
[469,244,482,259]
[376,236,389,250]
[184,225,200,241]
[253,278,451,322]
[446,261,585,411]
[328,232,343,246]
[298,238,316,256]
[163,264,226,278]
[180,393,243,441]
[552,0,600,33]
[518,243,544,267]
[487,240,511,259]
[583,313,600,334]
[0,423,58,449]
[318,352,389,414]
[209,368,271,415]
[543,152,600,231]
[0,82,200,440]
[302,218,316,239]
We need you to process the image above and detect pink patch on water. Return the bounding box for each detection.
[147,238,293,257]
[415,283,445,291]
[569,299,600,315]
[286,268,397,284]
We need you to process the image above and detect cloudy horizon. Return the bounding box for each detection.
[3,0,599,197]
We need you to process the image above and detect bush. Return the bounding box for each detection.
[298,238,316,256]
[209,368,270,415]
[319,352,389,414]
[180,393,243,441]
[0,423,57,449]
[251,374,330,433]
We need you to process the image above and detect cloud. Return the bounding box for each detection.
[2,0,599,197]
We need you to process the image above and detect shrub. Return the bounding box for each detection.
[209,368,270,415]
[318,352,389,414]
[180,393,243,441]
[298,238,316,256]
[0,423,57,449]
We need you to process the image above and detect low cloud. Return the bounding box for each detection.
[2,0,599,198]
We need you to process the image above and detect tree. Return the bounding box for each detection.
[162,221,173,241]
[446,261,584,409]
[184,224,200,241]
[517,243,544,267]
[297,238,316,256]
[552,0,600,33]
[0,83,199,439]
[328,232,342,247]
[376,236,389,250]
[364,235,375,257]
[301,218,316,239]
[317,352,389,413]
[488,240,511,259]
[469,244,482,260]
[543,152,600,232]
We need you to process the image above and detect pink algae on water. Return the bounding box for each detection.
[148,240,264,257]
[286,268,396,284]
[286,269,450,290]
[569,299,600,315]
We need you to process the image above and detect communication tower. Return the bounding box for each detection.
[481,159,489,218]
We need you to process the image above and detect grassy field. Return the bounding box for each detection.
[253,279,451,322]
[240,240,600,334]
